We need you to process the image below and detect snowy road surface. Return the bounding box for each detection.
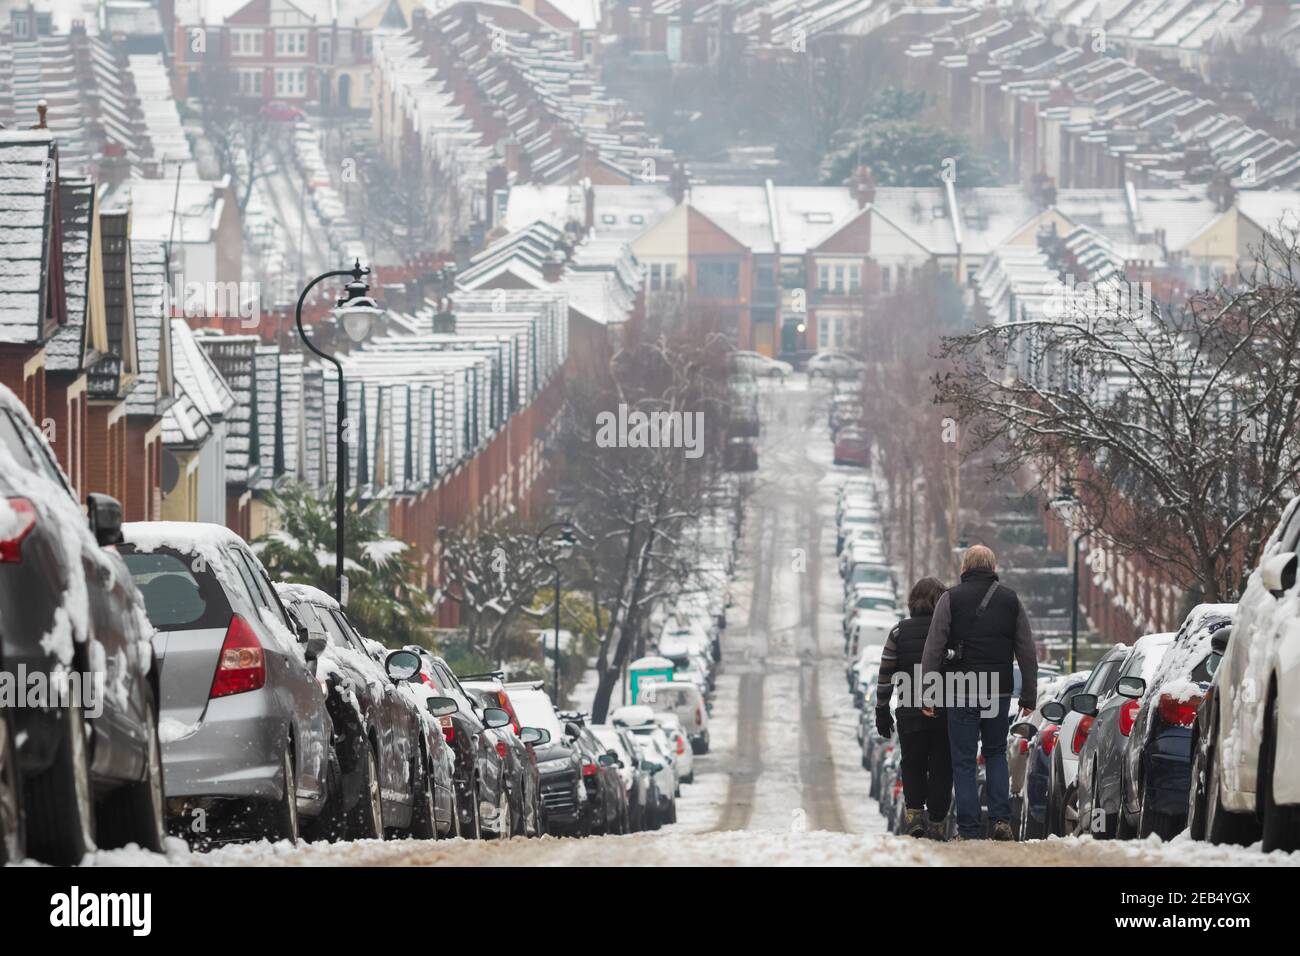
[50,381,1300,866]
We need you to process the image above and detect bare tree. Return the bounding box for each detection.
[555,316,735,721]
[935,230,1300,601]
[194,64,280,214]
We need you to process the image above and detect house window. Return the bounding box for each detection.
[880,265,891,294]
[649,263,662,291]
[237,69,263,96]
[319,35,332,63]
[15,16,29,38]
[276,29,307,57]
[818,316,829,345]
[696,260,739,299]
[231,29,262,56]
[275,68,306,97]
[848,264,860,293]
[664,263,676,286]
[818,263,829,290]
[834,265,845,294]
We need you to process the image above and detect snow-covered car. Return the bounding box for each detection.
[641,680,709,753]
[505,681,588,836]
[732,350,793,379]
[1040,644,1130,836]
[592,724,653,831]
[119,522,334,846]
[405,649,512,838]
[1074,633,1174,838]
[848,643,886,707]
[846,609,900,660]
[1,394,164,865]
[276,583,452,840]
[1118,604,1233,840]
[628,730,677,824]
[564,716,628,835]
[807,350,865,379]
[1191,498,1300,851]
[462,677,543,838]
[652,712,694,784]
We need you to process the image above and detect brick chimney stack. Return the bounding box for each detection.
[542,251,566,283]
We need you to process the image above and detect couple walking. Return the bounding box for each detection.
[874,545,1038,841]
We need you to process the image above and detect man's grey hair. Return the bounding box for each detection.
[961,544,996,573]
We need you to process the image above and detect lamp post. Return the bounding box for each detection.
[535,521,578,703]
[294,259,384,603]
[1048,484,1097,672]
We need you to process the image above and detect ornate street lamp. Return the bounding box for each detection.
[535,521,579,702]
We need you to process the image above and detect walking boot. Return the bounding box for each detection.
[990,820,1015,841]
[926,817,948,841]
[902,808,926,838]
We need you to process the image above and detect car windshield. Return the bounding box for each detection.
[120,549,230,631]
[851,566,891,584]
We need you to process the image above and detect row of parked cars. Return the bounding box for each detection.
[0,382,733,864]
[1015,501,1300,852]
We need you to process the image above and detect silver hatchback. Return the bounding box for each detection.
[119,522,333,844]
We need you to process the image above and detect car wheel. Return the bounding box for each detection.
[459,779,482,840]
[1202,708,1257,845]
[489,787,511,840]
[97,697,166,853]
[266,745,300,845]
[1136,787,1181,841]
[24,702,96,864]
[409,751,437,840]
[667,798,678,825]
[1261,691,1300,852]
[0,710,25,865]
[348,744,383,840]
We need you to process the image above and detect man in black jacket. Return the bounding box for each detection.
[921,545,1037,841]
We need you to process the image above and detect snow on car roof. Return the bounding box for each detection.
[273,581,339,610]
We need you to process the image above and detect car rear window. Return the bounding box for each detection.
[119,549,233,631]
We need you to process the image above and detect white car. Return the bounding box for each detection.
[733,350,793,379]
[652,713,694,784]
[1196,496,1300,850]
[641,681,709,753]
[806,350,865,379]
[847,609,900,656]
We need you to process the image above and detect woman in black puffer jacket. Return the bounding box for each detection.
[875,577,951,839]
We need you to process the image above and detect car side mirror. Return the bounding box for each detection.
[304,633,328,660]
[1261,551,1297,597]
[1210,626,1233,657]
[519,726,550,745]
[87,493,124,547]
[426,696,458,718]
[482,706,511,730]
[598,752,619,768]
[384,649,422,683]
[1039,701,1066,723]
[1009,721,1037,739]
[1115,676,1146,699]
[564,721,581,739]
[1070,692,1099,716]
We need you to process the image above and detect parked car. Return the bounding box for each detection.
[1,392,164,865]
[564,715,629,835]
[1012,673,1090,840]
[462,677,544,838]
[1040,644,1130,836]
[833,427,871,467]
[807,350,865,379]
[733,350,793,379]
[1119,604,1234,840]
[641,681,710,753]
[275,583,444,840]
[404,649,511,838]
[592,724,653,831]
[1074,633,1174,838]
[119,522,334,846]
[505,681,588,836]
[652,712,695,784]
[627,729,677,825]
[1192,498,1300,850]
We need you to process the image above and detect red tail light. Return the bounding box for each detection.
[0,498,36,563]
[1157,692,1203,728]
[495,740,507,760]
[1018,738,1029,755]
[892,777,903,799]
[581,760,597,778]
[1041,725,1059,755]
[1072,715,1095,754]
[1119,699,1141,736]
[210,614,265,699]
[675,735,685,755]
[439,716,454,743]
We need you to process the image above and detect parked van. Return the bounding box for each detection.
[640,681,709,754]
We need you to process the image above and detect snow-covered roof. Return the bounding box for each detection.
[0,131,56,345]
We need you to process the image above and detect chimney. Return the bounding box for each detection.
[850,165,876,208]
[32,100,48,129]
[670,164,690,203]
[1208,174,1236,213]
[542,250,566,283]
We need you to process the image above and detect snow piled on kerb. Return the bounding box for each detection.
[63,828,1300,868]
